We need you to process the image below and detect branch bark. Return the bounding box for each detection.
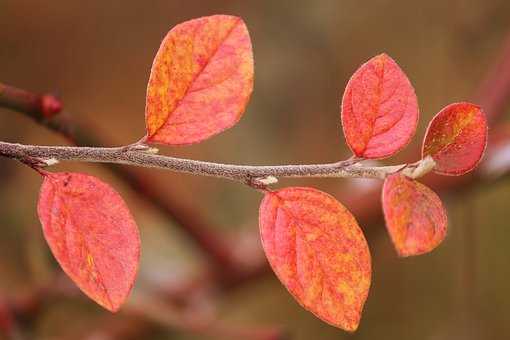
[0,141,436,184]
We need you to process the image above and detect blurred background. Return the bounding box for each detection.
[1,1,510,339]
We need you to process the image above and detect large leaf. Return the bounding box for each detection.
[259,187,371,331]
[145,15,254,145]
[37,172,140,312]
[341,54,419,159]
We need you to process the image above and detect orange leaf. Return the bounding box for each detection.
[422,102,488,175]
[37,172,140,312]
[341,54,419,159]
[259,187,371,331]
[145,15,254,145]
[382,174,447,257]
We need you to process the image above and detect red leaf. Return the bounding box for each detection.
[422,102,488,175]
[259,187,371,331]
[37,172,140,312]
[145,15,254,145]
[382,174,447,257]
[341,54,419,159]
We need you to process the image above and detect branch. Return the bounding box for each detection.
[0,141,436,184]
[0,83,62,121]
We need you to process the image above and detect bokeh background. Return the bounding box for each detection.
[1,1,510,339]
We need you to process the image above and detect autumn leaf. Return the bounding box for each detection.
[259,187,371,331]
[341,53,419,159]
[422,102,488,175]
[145,15,254,145]
[382,174,447,257]
[37,172,140,312]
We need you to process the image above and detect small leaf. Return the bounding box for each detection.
[341,53,419,159]
[382,174,447,257]
[259,187,371,331]
[37,172,140,312]
[145,15,254,145]
[422,102,488,175]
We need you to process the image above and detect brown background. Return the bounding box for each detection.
[1,1,510,339]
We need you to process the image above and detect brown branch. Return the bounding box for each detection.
[0,83,62,121]
[0,141,436,183]
[0,82,236,271]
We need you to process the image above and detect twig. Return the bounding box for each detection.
[0,141,436,184]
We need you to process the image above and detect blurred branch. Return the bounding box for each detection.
[479,124,510,178]
[77,306,286,340]
[480,142,510,177]
[473,31,510,124]
[0,83,62,121]
[0,82,236,272]
[121,293,287,340]
[1,275,287,340]
[0,297,16,339]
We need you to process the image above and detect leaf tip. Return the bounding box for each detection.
[103,300,122,313]
[373,52,391,62]
[345,322,360,333]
